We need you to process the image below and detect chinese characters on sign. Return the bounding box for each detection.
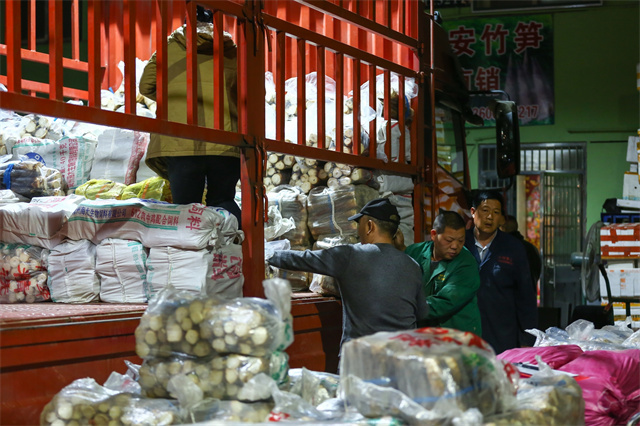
[444,15,554,125]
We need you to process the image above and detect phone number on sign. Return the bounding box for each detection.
[472,105,539,120]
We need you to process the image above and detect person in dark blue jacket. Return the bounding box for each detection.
[464,190,538,354]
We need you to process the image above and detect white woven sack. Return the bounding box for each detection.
[65,199,225,250]
[145,246,212,299]
[96,238,149,303]
[47,239,100,303]
[0,195,84,249]
[91,128,149,185]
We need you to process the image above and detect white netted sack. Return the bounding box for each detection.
[91,128,150,185]
[0,242,50,304]
[47,239,100,303]
[0,195,84,249]
[96,238,149,303]
[11,135,97,190]
[65,199,225,250]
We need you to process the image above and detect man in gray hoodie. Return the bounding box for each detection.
[268,198,429,348]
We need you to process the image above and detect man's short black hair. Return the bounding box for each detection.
[472,189,504,212]
[433,210,466,234]
[368,216,399,238]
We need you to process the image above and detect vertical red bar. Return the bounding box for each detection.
[317,47,326,150]
[49,1,63,100]
[107,2,123,90]
[155,0,168,121]
[87,0,101,108]
[213,11,225,130]
[6,0,22,93]
[72,0,80,60]
[352,58,361,156]
[276,32,286,142]
[296,39,306,146]
[123,0,137,114]
[185,1,198,126]
[29,0,36,51]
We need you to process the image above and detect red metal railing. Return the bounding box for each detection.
[0,0,437,297]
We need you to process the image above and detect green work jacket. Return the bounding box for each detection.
[405,241,482,336]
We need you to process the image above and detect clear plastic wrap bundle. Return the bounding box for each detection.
[0,242,50,303]
[40,378,182,426]
[528,319,639,350]
[202,400,274,423]
[306,185,359,239]
[287,368,340,407]
[0,159,67,199]
[135,279,292,359]
[267,185,311,249]
[340,328,517,419]
[308,233,359,296]
[139,352,289,400]
[483,372,585,426]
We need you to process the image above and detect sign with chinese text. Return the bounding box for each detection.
[443,14,554,126]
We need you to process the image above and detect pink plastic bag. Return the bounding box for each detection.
[559,349,640,426]
[498,345,583,369]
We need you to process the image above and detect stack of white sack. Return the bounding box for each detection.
[0,195,85,249]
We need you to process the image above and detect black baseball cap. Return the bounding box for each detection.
[348,198,400,225]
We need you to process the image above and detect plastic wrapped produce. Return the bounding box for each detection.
[306,185,359,239]
[340,328,517,420]
[135,279,293,359]
[0,242,50,303]
[139,351,289,400]
[287,368,340,407]
[267,185,311,250]
[205,400,274,423]
[484,370,585,426]
[40,378,181,426]
[0,159,67,199]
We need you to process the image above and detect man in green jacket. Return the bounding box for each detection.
[399,210,482,335]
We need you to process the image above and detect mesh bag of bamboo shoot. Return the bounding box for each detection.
[0,242,50,303]
[17,113,53,139]
[340,328,517,420]
[286,368,340,407]
[138,351,289,401]
[483,372,585,426]
[289,157,326,194]
[266,185,312,250]
[375,119,411,163]
[0,159,67,199]
[40,378,182,426]
[135,278,293,360]
[306,185,359,239]
[308,233,359,297]
[283,72,337,121]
